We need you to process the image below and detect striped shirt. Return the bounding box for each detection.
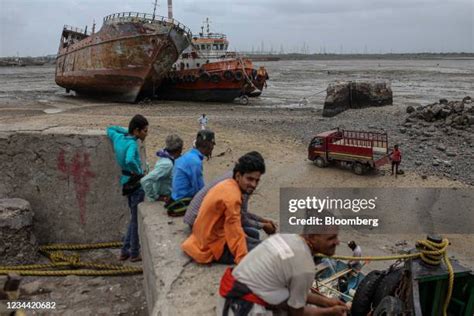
[183,171,264,229]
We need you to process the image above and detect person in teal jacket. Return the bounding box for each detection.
[141,134,183,202]
[106,114,148,262]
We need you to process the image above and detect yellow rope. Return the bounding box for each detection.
[39,241,123,251]
[318,238,453,316]
[0,268,142,276]
[0,242,142,277]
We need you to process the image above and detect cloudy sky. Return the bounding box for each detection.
[0,0,472,56]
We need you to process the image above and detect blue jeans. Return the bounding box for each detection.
[122,188,145,257]
[217,236,261,265]
[243,226,260,240]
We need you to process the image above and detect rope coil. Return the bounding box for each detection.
[0,242,142,277]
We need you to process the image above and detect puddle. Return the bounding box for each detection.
[43,108,64,114]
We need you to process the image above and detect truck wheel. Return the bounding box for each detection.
[353,162,365,175]
[373,296,404,316]
[351,270,384,316]
[315,157,327,168]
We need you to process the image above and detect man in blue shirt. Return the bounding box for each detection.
[107,114,148,262]
[167,130,215,216]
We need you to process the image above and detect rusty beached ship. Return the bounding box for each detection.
[55,10,192,102]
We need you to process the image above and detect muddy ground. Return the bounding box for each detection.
[0,60,472,315]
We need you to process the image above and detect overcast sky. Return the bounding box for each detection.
[0,0,472,57]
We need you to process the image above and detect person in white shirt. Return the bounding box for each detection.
[217,224,349,315]
[198,113,208,130]
[348,240,362,269]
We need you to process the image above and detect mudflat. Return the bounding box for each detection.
[0,59,472,315]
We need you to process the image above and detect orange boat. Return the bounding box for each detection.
[156,19,269,103]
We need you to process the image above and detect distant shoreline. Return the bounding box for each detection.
[1,52,473,67]
[245,52,474,61]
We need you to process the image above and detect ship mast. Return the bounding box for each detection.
[152,0,158,20]
[202,17,211,36]
[168,0,173,19]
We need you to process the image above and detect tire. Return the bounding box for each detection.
[210,74,221,83]
[234,70,244,81]
[353,162,366,175]
[351,270,384,316]
[239,95,249,105]
[223,70,234,81]
[373,296,404,316]
[315,157,327,168]
[199,72,210,82]
[373,269,404,307]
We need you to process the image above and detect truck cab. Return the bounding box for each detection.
[308,130,341,166]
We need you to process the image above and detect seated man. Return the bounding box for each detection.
[167,130,215,216]
[183,151,277,239]
[140,134,183,202]
[217,216,348,315]
[181,153,266,264]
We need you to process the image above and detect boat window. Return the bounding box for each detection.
[201,45,206,50]
[206,44,211,50]
[196,46,200,50]
[213,44,219,50]
[220,44,224,50]
[186,63,189,68]
[196,63,200,67]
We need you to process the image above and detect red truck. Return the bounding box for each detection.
[308,129,390,175]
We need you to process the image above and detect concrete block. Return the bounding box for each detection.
[323,80,393,117]
[138,201,191,316]
[0,127,141,243]
[0,198,38,265]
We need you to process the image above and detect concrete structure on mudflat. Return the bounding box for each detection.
[0,124,142,244]
[323,80,393,117]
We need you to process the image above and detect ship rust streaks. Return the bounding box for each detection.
[55,12,192,102]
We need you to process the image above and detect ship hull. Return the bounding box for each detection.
[55,15,191,102]
[156,58,255,102]
[156,87,242,102]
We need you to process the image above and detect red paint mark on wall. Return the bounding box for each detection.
[57,149,96,224]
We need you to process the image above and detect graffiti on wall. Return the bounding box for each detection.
[57,149,96,224]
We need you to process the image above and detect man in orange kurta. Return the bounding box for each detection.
[181,152,266,264]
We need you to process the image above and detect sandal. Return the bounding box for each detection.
[118,253,130,261]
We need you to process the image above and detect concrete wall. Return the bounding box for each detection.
[0,126,137,243]
[138,201,191,316]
